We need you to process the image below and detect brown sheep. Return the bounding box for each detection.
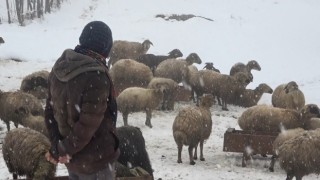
[172,95,214,165]
[229,60,261,84]
[108,39,153,67]
[20,70,49,99]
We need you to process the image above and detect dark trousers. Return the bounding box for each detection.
[68,163,115,180]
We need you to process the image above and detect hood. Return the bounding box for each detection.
[53,49,106,82]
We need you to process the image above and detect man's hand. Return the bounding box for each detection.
[45,151,58,165]
[59,154,72,164]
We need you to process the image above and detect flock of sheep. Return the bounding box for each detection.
[1,39,320,180]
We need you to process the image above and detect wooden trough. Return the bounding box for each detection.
[223,128,279,167]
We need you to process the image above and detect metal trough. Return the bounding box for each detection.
[223,128,278,167]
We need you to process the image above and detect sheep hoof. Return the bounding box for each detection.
[193,156,198,160]
[222,107,229,111]
[145,122,153,128]
[269,167,274,172]
[177,160,182,163]
[190,161,196,165]
[200,157,205,161]
[261,154,267,157]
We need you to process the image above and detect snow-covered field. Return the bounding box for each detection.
[1,0,320,179]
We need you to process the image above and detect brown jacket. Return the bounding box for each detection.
[45,49,119,174]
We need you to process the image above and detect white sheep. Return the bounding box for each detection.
[20,70,49,100]
[233,83,273,107]
[108,39,153,67]
[117,85,167,128]
[2,128,56,179]
[154,53,202,84]
[109,59,153,95]
[172,95,214,165]
[238,104,320,132]
[147,77,178,110]
[229,60,261,84]
[278,128,320,180]
[272,81,305,111]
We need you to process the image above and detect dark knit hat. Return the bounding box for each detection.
[79,21,113,57]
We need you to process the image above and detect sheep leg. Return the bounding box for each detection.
[177,144,183,163]
[199,140,205,161]
[188,146,196,165]
[285,173,294,180]
[221,99,229,111]
[14,122,18,128]
[6,122,10,131]
[145,110,153,128]
[13,173,17,179]
[193,143,198,160]
[123,113,129,126]
[269,155,277,172]
[191,89,196,103]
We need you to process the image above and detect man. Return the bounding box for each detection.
[45,21,119,180]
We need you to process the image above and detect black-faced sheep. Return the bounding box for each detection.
[109,59,153,95]
[117,126,153,178]
[147,77,178,110]
[135,49,183,74]
[272,81,305,111]
[203,62,220,73]
[278,129,320,180]
[108,39,153,67]
[229,60,261,84]
[233,83,273,107]
[20,70,49,100]
[154,53,202,84]
[172,95,214,165]
[0,90,44,131]
[238,104,320,132]
[2,128,56,179]
[117,85,167,128]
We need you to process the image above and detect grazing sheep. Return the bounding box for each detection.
[136,49,183,73]
[147,77,178,110]
[0,37,4,44]
[272,81,305,111]
[233,83,273,107]
[20,70,49,100]
[108,39,153,67]
[172,95,214,165]
[117,126,153,178]
[238,104,320,132]
[278,129,320,180]
[117,85,167,128]
[269,128,305,172]
[109,59,153,95]
[2,128,56,179]
[203,62,220,73]
[154,53,202,83]
[0,90,44,131]
[229,60,261,84]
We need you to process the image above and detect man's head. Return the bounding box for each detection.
[79,21,113,58]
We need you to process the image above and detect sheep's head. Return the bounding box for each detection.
[186,53,202,65]
[300,104,320,123]
[203,62,220,73]
[200,94,214,108]
[142,39,153,52]
[168,49,183,58]
[257,83,273,94]
[284,81,299,93]
[247,60,261,71]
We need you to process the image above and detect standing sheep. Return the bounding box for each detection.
[278,129,320,180]
[233,83,273,107]
[172,95,214,165]
[154,53,202,84]
[238,104,320,132]
[0,90,44,131]
[229,60,261,84]
[20,70,49,100]
[109,59,153,95]
[2,128,56,179]
[272,81,305,111]
[108,39,153,67]
[135,49,183,74]
[203,62,220,73]
[117,126,153,178]
[147,77,178,110]
[117,85,167,128]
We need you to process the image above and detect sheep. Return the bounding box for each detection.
[154,53,202,84]
[117,126,153,178]
[117,85,168,128]
[0,90,44,131]
[277,128,320,180]
[172,94,214,165]
[147,77,178,111]
[20,70,49,100]
[269,128,305,172]
[238,104,320,132]
[0,37,4,44]
[20,114,49,137]
[229,60,261,84]
[2,128,56,179]
[109,59,153,95]
[272,81,305,111]
[203,62,220,73]
[233,83,273,107]
[185,65,201,104]
[108,39,153,67]
[135,49,183,74]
